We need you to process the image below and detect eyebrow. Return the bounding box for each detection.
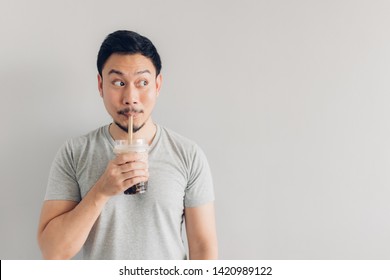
[134,69,152,75]
[107,69,152,76]
[108,69,124,76]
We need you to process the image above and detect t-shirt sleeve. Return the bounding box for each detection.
[44,140,81,202]
[184,145,215,207]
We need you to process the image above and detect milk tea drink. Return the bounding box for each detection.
[113,139,149,195]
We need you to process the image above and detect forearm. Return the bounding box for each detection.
[189,240,218,260]
[39,184,109,259]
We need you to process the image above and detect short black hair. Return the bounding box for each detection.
[97,30,162,77]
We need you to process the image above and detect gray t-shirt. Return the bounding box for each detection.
[45,124,214,259]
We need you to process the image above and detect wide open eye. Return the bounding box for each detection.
[113,80,125,87]
[138,80,148,87]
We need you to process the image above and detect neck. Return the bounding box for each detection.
[109,117,157,145]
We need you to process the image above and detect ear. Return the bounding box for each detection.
[97,74,103,97]
[155,73,162,97]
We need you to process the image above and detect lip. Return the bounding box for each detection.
[121,112,140,119]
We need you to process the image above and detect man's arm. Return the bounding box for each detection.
[37,186,109,259]
[185,202,218,260]
[37,153,149,259]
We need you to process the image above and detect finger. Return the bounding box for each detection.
[113,153,145,164]
[121,176,149,191]
[121,169,149,181]
[119,161,148,173]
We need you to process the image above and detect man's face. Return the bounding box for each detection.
[98,53,162,133]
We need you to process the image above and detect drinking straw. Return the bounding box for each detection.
[128,115,133,144]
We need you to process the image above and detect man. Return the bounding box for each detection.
[37,30,218,260]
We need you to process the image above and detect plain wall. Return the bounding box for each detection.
[1,0,390,259]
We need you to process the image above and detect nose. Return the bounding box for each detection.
[122,85,138,105]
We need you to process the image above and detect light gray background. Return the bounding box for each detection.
[1,0,389,259]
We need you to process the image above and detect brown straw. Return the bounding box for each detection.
[128,115,133,144]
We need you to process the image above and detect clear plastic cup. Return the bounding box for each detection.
[113,139,149,195]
